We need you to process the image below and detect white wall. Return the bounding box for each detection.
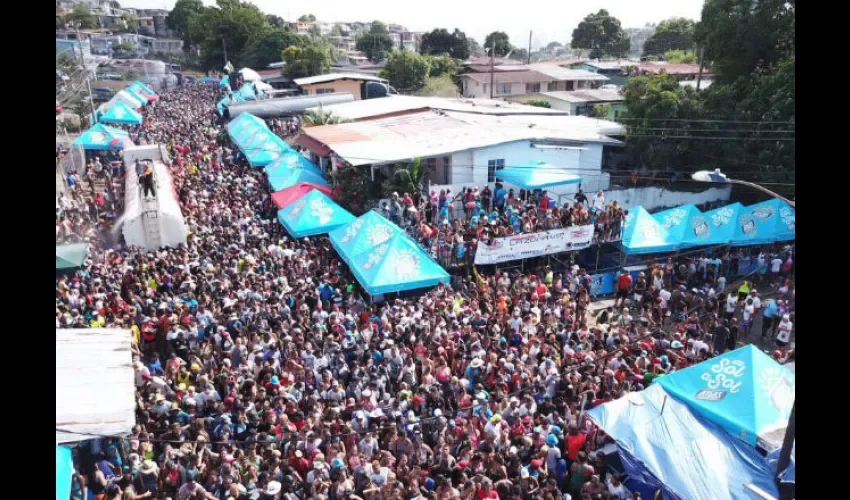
[605,185,732,211]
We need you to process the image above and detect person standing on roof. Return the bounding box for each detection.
[141,164,155,199]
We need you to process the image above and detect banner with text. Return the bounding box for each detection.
[474,225,595,265]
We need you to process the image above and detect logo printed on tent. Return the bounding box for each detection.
[367,224,393,246]
[751,206,774,220]
[362,243,390,270]
[89,131,108,144]
[739,214,757,237]
[309,198,334,224]
[340,219,365,243]
[661,208,688,228]
[759,367,795,427]
[696,357,745,401]
[779,207,795,230]
[691,216,709,238]
[392,249,421,280]
[710,207,735,226]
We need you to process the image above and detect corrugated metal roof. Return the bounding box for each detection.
[529,65,611,81]
[458,70,553,84]
[294,73,387,86]
[310,95,566,121]
[579,61,632,70]
[56,328,135,443]
[540,89,624,103]
[303,110,624,166]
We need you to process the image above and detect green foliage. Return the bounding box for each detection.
[426,54,458,78]
[332,166,379,215]
[121,13,139,32]
[298,14,316,22]
[282,40,332,78]
[526,99,551,109]
[243,27,303,68]
[484,31,512,57]
[545,41,563,52]
[267,15,286,28]
[356,32,393,62]
[380,51,431,92]
[643,18,696,57]
[663,50,697,64]
[57,15,65,29]
[303,109,350,127]
[381,158,426,199]
[122,70,140,81]
[592,104,611,119]
[188,0,270,69]
[167,0,204,48]
[417,75,460,97]
[66,4,98,29]
[420,28,470,60]
[468,37,482,55]
[112,41,136,52]
[511,48,529,62]
[571,10,630,58]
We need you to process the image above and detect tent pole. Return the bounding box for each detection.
[595,246,600,274]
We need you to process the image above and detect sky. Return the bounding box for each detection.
[122,0,705,50]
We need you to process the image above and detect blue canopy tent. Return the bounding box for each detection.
[587,383,781,500]
[278,189,355,237]
[73,123,134,150]
[732,199,796,246]
[652,204,701,246]
[269,166,328,192]
[621,207,675,254]
[265,150,324,178]
[56,445,73,500]
[220,75,230,88]
[346,233,451,295]
[130,80,155,95]
[495,161,582,190]
[329,211,402,261]
[655,344,795,451]
[226,113,288,167]
[124,87,149,105]
[680,202,743,248]
[98,101,143,125]
[237,82,264,100]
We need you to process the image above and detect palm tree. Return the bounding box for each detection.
[302,109,350,127]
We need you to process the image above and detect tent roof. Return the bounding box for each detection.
[130,80,156,95]
[621,206,675,254]
[588,383,780,500]
[495,161,582,190]
[56,446,73,500]
[73,123,134,150]
[124,87,149,105]
[56,328,136,443]
[278,189,355,237]
[271,182,333,210]
[265,150,323,178]
[226,112,289,166]
[656,344,795,451]
[99,101,143,125]
[652,204,701,244]
[680,202,743,248]
[56,243,89,270]
[268,164,328,192]
[733,198,796,246]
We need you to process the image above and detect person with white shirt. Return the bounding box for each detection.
[726,293,738,320]
[592,191,606,212]
[776,314,793,347]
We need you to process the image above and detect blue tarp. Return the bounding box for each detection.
[130,80,155,95]
[653,204,701,245]
[225,113,288,166]
[217,94,246,114]
[621,206,675,254]
[220,75,230,87]
[681,202,743,248]
[265,150,323,178]
[73,123,133,150]
[496,161,582,190]
[656,345,795,450]
[588,383,780,500]
[268,165,328,192]
[733,199,796,246]
[98,101,143,125]
[329,211,450,295]
[237,82,257,100]
[278,189,355,237]
[56,446,73,500]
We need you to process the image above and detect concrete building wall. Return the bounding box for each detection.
[301,80,363,100]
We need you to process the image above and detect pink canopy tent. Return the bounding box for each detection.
[271,183,334,210]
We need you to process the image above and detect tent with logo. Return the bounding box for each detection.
[655,344,795,451]
[73,123,134,150]
[128,81,158,101]
[621,206,675,254]
[98,101,143,125]
[225,113,288,166]
[124,87,149,105]
[271,182,334,210]
[56,445,74,500]
[56,243,89,272]
[329,211,450,295]
[732,198,796,246]
[100,90,143,112]
[265,150,323,178]
[495,161,583,190]
[268,164,328,192]
[278,189,355,237]
[680,202,743,248]
[587,383,781,500]
[652,204,701,246]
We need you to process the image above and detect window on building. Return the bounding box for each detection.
[316,88,335,94]
[547,82,560,92]
[487,159,505,183]
[496,83,511,95]
[527,82,541,93]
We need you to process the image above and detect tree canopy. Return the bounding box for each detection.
[282,40,332,78]
[380,51,432,92]
[420,28,470,60]
[66,4,98,29]
[356,24,394,62]
[187,0,269,69]
[298,14,316,22]
[167,0,204,48]
[484,31,512,57]
[643,18,696,57]
[243,27,303,69]
[570,10,630,58]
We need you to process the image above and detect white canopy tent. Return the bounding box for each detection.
[56,329,136,443]
[100,90,144,113]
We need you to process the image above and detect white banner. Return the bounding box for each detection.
[474,225,595,265]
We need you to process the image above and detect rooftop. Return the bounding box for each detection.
[459,68,608,84]
[293,72,387,86]
[579,60,633,70]
[528,64,611,81]
[636,62,706,75]
[302,110,624,167]
[539,89,624,103]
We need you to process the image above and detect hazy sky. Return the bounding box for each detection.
[123,0,704,49]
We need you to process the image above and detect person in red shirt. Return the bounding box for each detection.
[615,271,633,308]
[566,425,587,462]
[475,479,499,499]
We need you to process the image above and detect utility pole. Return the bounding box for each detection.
[75,26,96,123]
[527,30,532,65]
[489,46,495,99]
[696,46,706,91]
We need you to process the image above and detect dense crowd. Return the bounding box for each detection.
[57,83,794,500]
[379,188,626,268]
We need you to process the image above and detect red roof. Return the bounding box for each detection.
[271,183,333,209]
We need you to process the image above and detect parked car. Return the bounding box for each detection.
[99,74,123,81]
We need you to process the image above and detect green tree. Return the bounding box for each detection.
[381,158,427,199]
[167,0,205,49]
[511,48,529,62]
[484,31,512,57]
[571,10,631,58]
[188,0,270,69]
[545,41,563,52]
[420,28,470,60]
[298,14,316,22]
[332,165,379,215]
[467,37,482,56]
[282,40,332,77]
[380,50,431,92]
[663,50,697,64]
[267,15,287,28]
[417,75,460,97]
[243,27,303,68]
[592,104,611,119]
[356,30,394,62]
[643,18,696,57]
[526,99,551,108]
[66,4,98,29]
[426,54,459,78]
[303,109,350,126]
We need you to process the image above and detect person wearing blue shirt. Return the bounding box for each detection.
[761,298,779,338]
[148,355,164,376]
[319,283,334,302]
[494,185,506,210]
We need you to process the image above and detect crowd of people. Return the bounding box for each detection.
[378,188,626,268]
[56,82,794,500]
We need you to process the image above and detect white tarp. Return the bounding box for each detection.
[56,329,135,443]
[474,224,595,265]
